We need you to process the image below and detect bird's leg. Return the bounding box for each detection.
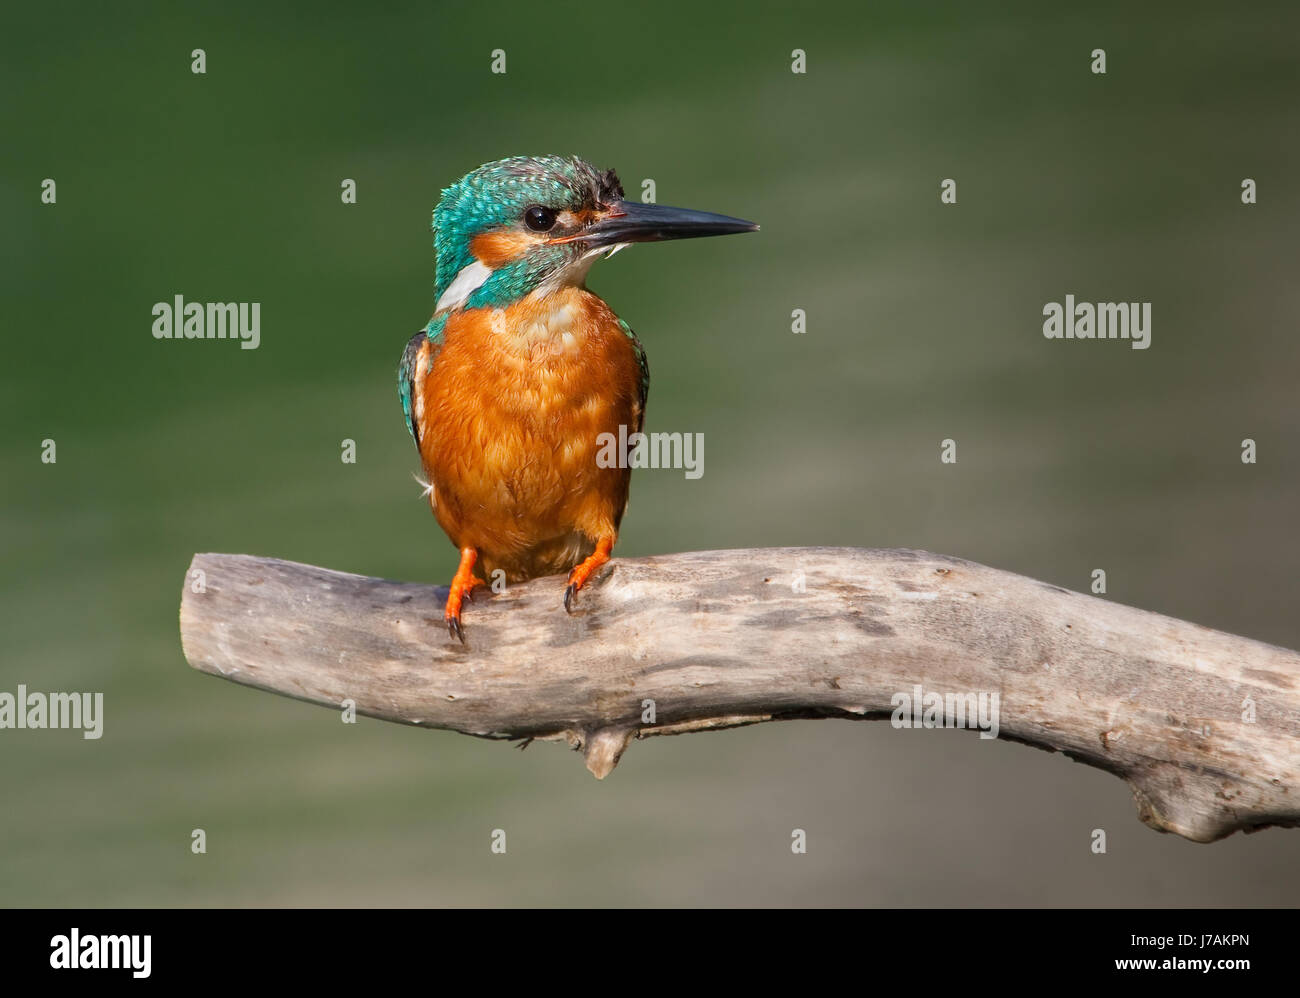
[564,534,615,613]
[445,547,484,643]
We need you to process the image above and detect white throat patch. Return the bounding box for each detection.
[435,243,631,313]
[534,242,631,298]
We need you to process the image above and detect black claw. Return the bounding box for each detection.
[564,584,576,614]
[448,615,465,643]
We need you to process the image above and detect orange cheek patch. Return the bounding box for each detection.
[470,231,538,268]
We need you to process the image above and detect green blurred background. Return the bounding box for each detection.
[3,0,1298,906]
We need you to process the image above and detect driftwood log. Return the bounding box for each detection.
[178,547,1300,843]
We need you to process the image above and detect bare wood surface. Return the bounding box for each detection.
[178,548,1300,843]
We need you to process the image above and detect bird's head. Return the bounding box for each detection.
[431,155,758,313]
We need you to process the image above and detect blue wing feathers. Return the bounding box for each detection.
[398,317,446,447]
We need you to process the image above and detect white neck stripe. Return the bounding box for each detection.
[435,259,494,313]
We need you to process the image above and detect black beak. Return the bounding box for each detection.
[572,199,759,249]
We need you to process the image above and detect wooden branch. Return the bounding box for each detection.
[178,548,1300,843]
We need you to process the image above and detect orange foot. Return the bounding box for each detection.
[564,535,614,614]
[445,547,485,643]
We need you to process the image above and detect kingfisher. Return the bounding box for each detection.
[398,155,757,641]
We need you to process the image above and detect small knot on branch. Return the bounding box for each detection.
[582,726,635,779]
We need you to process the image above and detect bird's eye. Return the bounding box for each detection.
[524,205,558,232]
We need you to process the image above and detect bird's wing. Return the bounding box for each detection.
[397,318,446,448]
[618,317,650,434]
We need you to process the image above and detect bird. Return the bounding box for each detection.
[398,155,757,641]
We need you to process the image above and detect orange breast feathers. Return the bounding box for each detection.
[412,287,645,581]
